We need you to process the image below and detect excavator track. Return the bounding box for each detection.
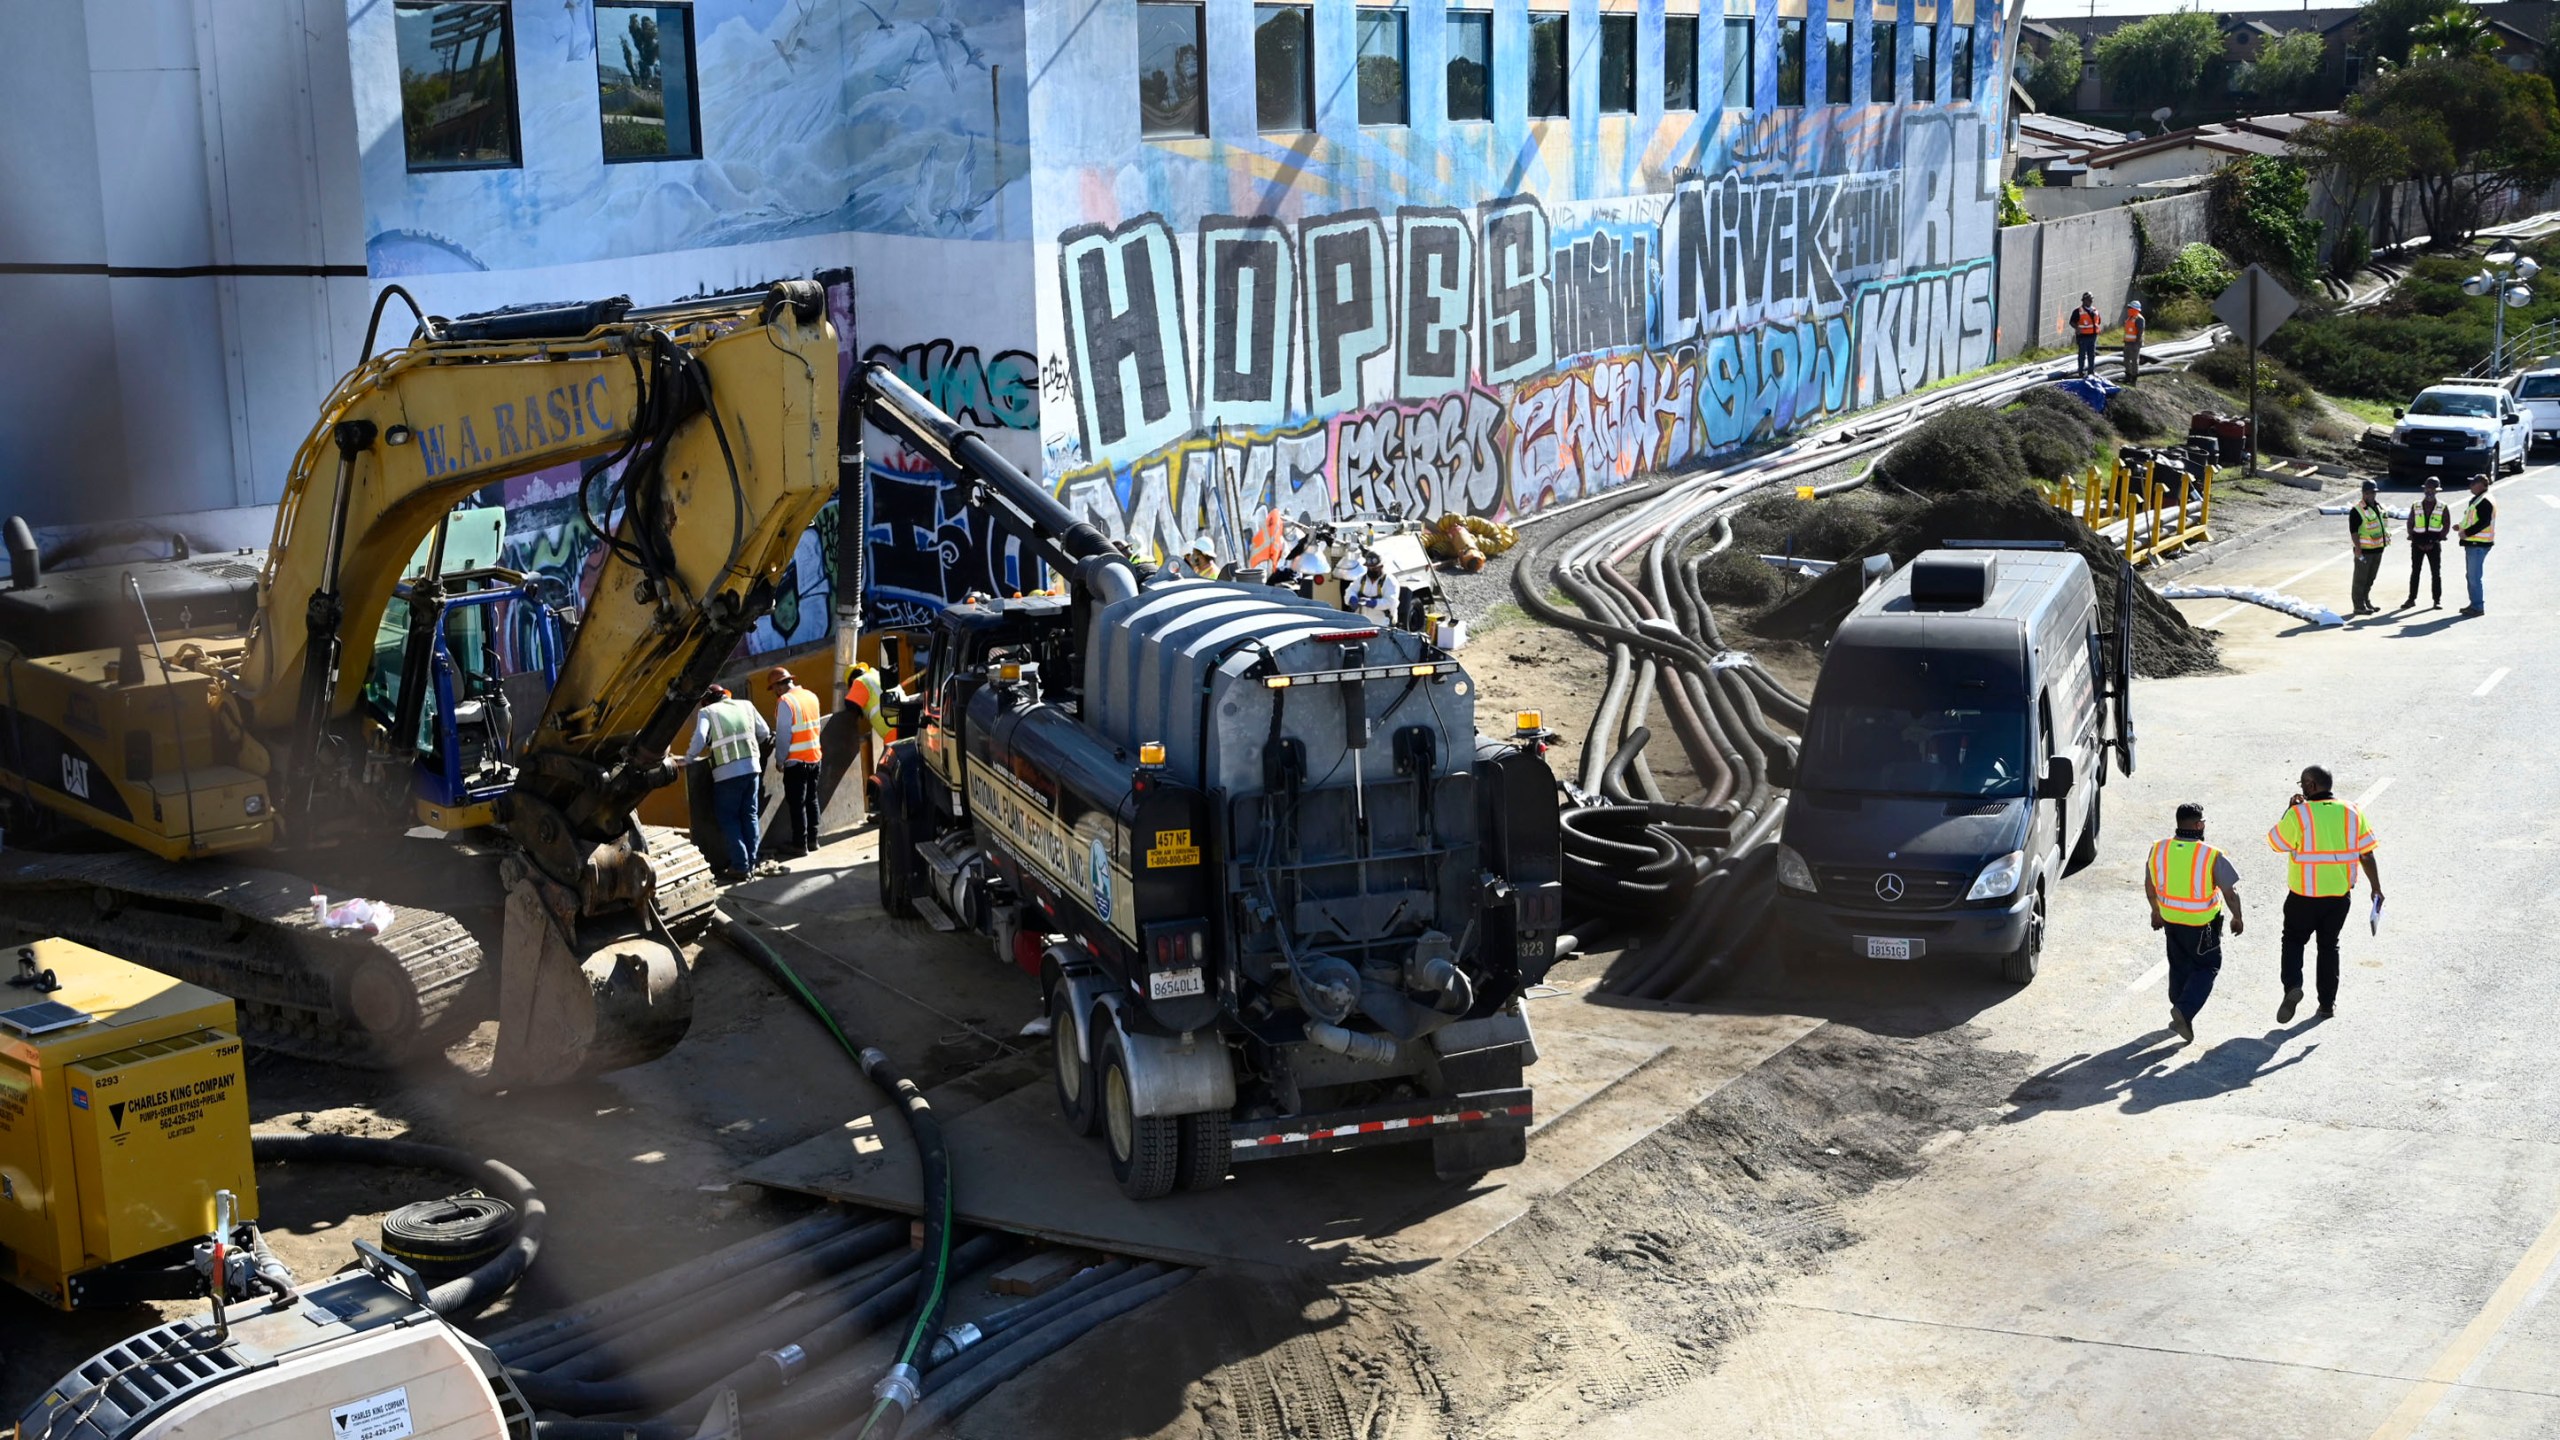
[0,828,718,1069]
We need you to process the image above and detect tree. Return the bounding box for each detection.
[2210,155,2324,283]
[620,14,662,91]
[2407,7,2499,61]
[2093,11,2224,115]
[2348,55,2560,243]
[2290,116,2413,244]
[2237,29,2327,102]
[2026,33,2084,112]
[2357,0,2462,71]
[2543,13,2560,88]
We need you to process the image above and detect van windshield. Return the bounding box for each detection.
[1804,665,2032,798]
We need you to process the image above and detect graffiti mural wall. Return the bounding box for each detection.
[1025,0,2005,563]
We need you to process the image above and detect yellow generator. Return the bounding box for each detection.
[0,937,256,1308]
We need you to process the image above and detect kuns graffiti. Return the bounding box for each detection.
[1031,111,2001,576]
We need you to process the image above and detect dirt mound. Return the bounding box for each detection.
[1749,484,2221,678]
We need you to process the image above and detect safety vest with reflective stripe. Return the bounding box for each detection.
[843,664,890,739]
[2073,308,2102,337]
[1247,510,1287,570]
[2353,504,2390,551]
[2148,838,2224,925]
[2464,496,2496,546]
[704,699,759,770]
[2267,798,2375,898]
[2411,503,2449,539]
[2123,309,2145,342]
[778,686,822,763]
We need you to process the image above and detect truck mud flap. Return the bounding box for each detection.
[1228,1086,1533,1163]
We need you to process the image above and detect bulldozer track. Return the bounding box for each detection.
[0,828,718,1069]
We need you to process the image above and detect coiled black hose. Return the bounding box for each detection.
[250,1132,540,1323]
[884,1267,1197,1438]
[487,1211,859,1362]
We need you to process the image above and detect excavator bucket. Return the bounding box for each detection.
[492,868,693,1086]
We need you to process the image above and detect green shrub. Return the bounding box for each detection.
[2149,293,2215,334]
[1873,406,2029,494]
[2263,312,2484,400]
[2331,222,2372,279]
[2190,341,2312,404]
[2145,242,2238,298]
[1696,547,1783,606]
[2255,401,2306,455]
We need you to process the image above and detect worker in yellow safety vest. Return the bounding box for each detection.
[768,667,824,860]
[2144,801,2246,1044]
[2070,292,2102,379]
[2458,472,2497,616]
[2347,480,2391,616]
[2121,301,2146,385]
[2265,764,2382,1022]
[680,684,771,883]
[2403,476,2449,610]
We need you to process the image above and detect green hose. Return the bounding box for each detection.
[717,920,953,1439]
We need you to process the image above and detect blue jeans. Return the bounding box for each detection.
[711,773,761,875]
[2464,544,2490,611]
[2165,917,2223,1019]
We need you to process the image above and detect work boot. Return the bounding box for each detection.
[2316,1003,2336,1020]
[2278,987,2303,1023]
[2171,1010,2194,1044]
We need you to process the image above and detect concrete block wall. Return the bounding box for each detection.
[1991,193,2210,358]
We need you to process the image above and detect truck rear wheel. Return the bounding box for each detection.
[1051,986,1100,1136]
[1176,1112,1231,1191]
[1100,1029,1181,1200]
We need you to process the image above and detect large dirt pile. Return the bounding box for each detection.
[1751,484,2221,677]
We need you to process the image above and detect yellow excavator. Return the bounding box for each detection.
[0,279,839,1084]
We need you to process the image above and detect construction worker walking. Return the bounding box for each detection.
[2347,480,2391,616]
[2403,477,2450,609]
[768,667,824,860]
[2145,802,2246,1043]
[2070,293,2102,379]
[2121,300,2146,384]
[2458,473,2496,615]
[682,684,772,884]
[2265,765,2381,1022]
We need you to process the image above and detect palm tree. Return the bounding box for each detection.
[2407,8,2501,62]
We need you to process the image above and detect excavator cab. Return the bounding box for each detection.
[363,573,565,830]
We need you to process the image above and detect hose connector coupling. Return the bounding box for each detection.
[873,1362,923,1409]
[760,1342,808,1385]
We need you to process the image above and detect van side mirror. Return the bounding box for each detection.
[2391,406,2405,419]
[2042,755,2076,798]
[1766,744,1797,789]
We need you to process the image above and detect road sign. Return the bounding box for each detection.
[2212,264,2299,349]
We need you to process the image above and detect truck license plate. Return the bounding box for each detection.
[1864,937,1915,961]
[1149,966,1205,999]
[2426,455,2442,466]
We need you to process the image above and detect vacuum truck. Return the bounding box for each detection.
[859,365,1564,1199]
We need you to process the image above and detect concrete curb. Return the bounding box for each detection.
[2151,492,2335,583]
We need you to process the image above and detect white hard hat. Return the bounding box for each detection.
[1186,536,1215,557]
[1296,550,1330,577]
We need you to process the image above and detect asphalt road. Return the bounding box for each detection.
[1597,466,2560,1438]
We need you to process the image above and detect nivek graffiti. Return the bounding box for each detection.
[1041,113,1999,561]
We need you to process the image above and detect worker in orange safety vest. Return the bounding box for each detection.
[2265,764,2382,1023]
[769,667,825,859]
[2121,300,2146,384]
[2070,292,2102,379]
[2144,801,2246,1043]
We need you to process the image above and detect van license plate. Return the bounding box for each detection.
[2425,455,2442,465]
[1864,937,1915,960]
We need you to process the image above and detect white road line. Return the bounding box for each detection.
[2476,667,2512,697]
[2541,494,2560,509]
[2122,959,2169,997]
[2356,777,2394,808]
[2196,552,2350,628]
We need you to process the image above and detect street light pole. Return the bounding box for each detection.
[2466,251,2541,376]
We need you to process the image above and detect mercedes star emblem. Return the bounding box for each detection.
[1874,873,1907,903]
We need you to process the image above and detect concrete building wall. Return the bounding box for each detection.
[1995,223,2040,359]
[1023,0,2010,563]
[0,0,368,546]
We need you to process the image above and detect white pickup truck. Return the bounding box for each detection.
[2512,367,2560,452]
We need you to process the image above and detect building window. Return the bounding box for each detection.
[394,1,520,171]
[1825,19,1851,103]
[1777,18,1805,106]
[594,5,699,161]
[1871,20,1896,101]
[1140,2,1206,137]
[1949,24,1972,100]
[1665,15,1699,109]
[1910,21,1935,102]
[1723,16,1755,108]
[1598,14,1637,113]
[1358,9,1409,125]
[1256,5,1313,130]
[1529,11,1569,116]
[1447,11,1493,119]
